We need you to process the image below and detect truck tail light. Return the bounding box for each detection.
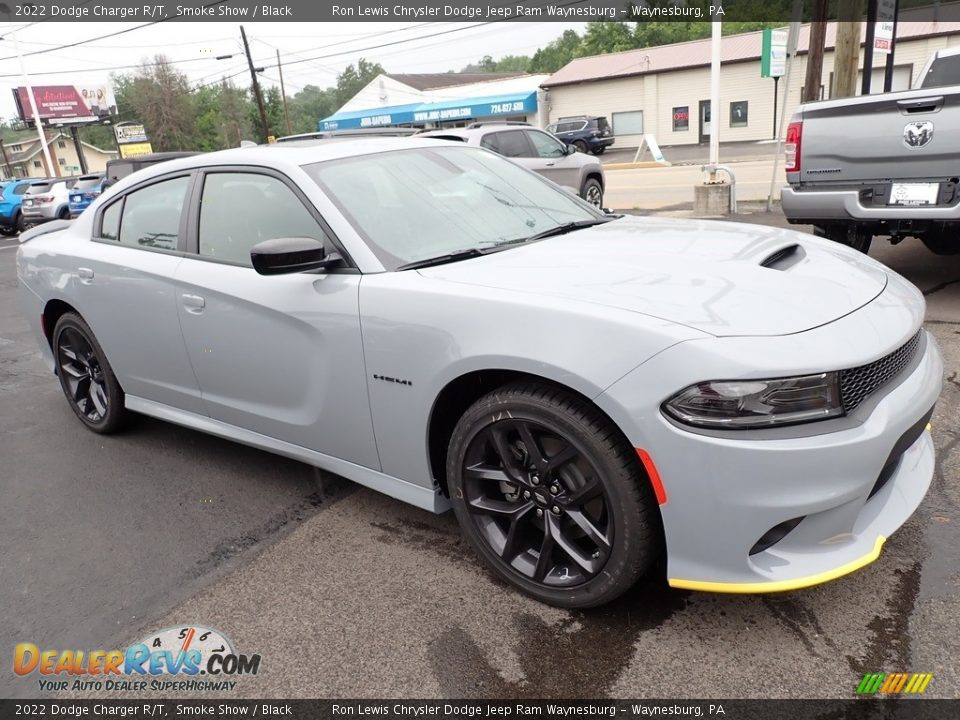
[785,121,802,173]
[34,195,53,203]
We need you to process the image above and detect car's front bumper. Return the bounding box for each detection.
[597,273,942,593]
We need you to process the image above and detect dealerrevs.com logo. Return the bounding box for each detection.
[14,625,261,693]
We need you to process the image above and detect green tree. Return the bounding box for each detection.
[287,84,337,133]
[112,56,196,151]
[334,59,385,109]
[528,29,583,73]
[580,21,638,56]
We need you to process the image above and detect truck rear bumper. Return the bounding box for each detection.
[781,186,960,222]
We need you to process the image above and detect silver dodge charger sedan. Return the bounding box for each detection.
[17,140,942,608]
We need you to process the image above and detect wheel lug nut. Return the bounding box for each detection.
[550,485,559,495]
[523,490,531,499]
[531,476,540,486]
[535,508,544,517]
[551,505,561,515]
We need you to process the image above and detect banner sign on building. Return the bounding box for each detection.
[875,0,896,54]
[761,28,788,78]
[12,85,117,126]
[118,142,154,159]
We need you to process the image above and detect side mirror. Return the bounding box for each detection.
[250,237,341,276]
[564,143,576,155]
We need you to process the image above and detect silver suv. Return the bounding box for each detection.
[418,123,606,207]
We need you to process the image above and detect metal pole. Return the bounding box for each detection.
[884,0,900,91]
[863,0,878,95]
[10,30,54,178]
[70,126,88,175]
[276,49,292,136]
[708,18,721,181]
[767,8,803,212]
[772,76,779,139]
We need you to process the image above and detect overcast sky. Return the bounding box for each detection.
[0,21,584,121]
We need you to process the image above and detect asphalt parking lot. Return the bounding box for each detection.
[2,211,958,700]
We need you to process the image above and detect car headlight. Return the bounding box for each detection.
[663,372,843,429]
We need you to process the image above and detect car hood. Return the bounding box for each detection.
[417,216,888,337]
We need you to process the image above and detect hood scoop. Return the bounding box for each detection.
[760,243,805,270]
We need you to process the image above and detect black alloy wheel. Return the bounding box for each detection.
[448,382,660,608]
[53,313,127,433]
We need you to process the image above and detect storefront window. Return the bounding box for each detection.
[730,101,749,128]
[672,106,689,132]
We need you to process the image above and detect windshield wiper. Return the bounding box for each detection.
[512,218,614,244]
[397,248,489,271]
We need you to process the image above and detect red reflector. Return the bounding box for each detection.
[636,448,667,505]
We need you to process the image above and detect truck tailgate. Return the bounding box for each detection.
[799,87,960,184]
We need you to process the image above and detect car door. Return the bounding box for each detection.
[73,173,206,414]
[172,167,380,470]
[520,129,582,189]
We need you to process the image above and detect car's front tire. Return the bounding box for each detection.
[581,178,603,208]
[447,381,660,608]
[53,313,128,434]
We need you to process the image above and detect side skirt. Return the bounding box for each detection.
[124,395,449,513]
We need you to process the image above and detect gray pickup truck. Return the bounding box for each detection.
[781,47,960,255]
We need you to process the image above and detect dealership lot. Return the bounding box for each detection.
[1,204,958,699]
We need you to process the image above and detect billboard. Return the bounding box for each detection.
[114,123,148,144]
[118,143,154,159]
[12,84,117,126]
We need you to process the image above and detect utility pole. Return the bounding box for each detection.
[803,8,829,102]
[0,139,12,179]
[240,26,270,142]
[833,3,865,99]
[277,49,292,136]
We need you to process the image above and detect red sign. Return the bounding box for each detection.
[12,84,116,125]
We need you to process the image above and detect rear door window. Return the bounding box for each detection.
[481,130,533,158]
[117,176,190,251]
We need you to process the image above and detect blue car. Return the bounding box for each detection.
[546,116,615,155]
[0,177,44,235]
[68,174,107,217]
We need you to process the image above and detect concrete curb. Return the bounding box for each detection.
[604,161,673,170]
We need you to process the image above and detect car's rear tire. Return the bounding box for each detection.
[14,211,24,234]
[581,178,603,208]
[592,147,606,155]
[58,207,70,220]
[446,381,660,608]
[573,140,588,154]
[818,224,872,254]
[53,313,128,434]
[920,231,960,255]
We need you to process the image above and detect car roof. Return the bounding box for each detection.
[100,138,472,193]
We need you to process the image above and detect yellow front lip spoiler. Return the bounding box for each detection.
[668,535,886,594]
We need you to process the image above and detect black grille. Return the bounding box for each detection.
[840,330,923,413]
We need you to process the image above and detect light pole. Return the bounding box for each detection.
[4,30,55,177]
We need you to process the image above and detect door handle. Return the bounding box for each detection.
[181,293,205,314]
[545,162,556,167]
[77,267,94,284]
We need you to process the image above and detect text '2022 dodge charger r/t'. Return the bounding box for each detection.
[17,139,942,608]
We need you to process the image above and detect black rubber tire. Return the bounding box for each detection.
[592,146,606,155]
[920,232,960,255]
[53,312,128,434]
[0,226,14,236]
[580,178,604,208]
[58,206,71,220]
[822,225,872,254]
[573,140,588,154]
[447,381,660,608]
[14,211,24,233]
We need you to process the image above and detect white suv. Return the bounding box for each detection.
[22,179,74,225]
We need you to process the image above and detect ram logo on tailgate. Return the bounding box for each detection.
[903,121,934,148]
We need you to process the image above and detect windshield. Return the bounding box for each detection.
[73,176,103,191]
[921,55,960,88]
[26,183,52,194]
[306,146,600,271]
